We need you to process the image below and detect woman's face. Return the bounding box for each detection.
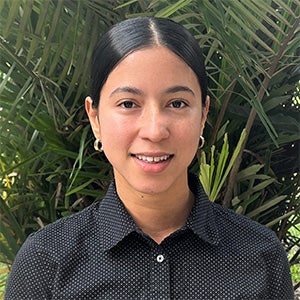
[86,46,209,196]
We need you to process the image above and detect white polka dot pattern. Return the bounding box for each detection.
[5,174,294,299]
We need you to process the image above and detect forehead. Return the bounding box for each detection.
[101,46,201,96]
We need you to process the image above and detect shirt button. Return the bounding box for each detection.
[156,254,164,263]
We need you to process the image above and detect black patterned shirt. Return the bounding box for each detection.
[5,174,294,299]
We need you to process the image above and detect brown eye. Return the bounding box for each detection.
[120,101,136,108]
[170,100,187,108]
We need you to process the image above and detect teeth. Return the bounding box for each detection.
[135,155,170,163]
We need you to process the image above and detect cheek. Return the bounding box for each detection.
[183,115,202,136]
[174,120,201,148]
[100,115,133,147]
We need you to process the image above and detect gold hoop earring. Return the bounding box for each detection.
[198,136,205,149]
[94,139,103,152]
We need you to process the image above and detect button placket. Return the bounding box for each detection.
[150,248,170,299]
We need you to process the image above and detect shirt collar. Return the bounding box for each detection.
[96,181,137,252]
[186,173,220,246]
[96,173,219,252]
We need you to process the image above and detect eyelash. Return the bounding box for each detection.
[118,99,188,109]
[119,100,137,109]
[169,100,188,109]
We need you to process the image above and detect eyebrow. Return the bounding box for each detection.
[163,85,195,96]
[110,86,144,97]
[109,85,195,97]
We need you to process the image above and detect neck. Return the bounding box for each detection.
[115,175,194,244]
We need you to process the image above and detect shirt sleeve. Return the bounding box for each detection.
[4,235,58,300]
[266,238,294,299]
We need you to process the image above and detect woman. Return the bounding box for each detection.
[5,17,293,299]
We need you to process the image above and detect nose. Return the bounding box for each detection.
[138,105,170,142]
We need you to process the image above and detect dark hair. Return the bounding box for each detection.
[90,17,207,107]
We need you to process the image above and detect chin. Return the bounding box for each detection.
[131,178,175,196]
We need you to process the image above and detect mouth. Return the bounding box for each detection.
[131,154,174,164]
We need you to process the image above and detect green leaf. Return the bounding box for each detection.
[199,129,247,202]
[246,195,287,218]
[155,0,193,18]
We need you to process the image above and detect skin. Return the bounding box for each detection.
[86,46,210,243]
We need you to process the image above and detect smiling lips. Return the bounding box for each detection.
[132,154,173,164]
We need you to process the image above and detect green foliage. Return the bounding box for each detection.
[199,128,247,202]
[288,222,300,285]
[0,262,8,298]
[0,0,115,265]
[0,0,299,288]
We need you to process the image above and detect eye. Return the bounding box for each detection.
[119,100,137,109]
[169,100,187,109]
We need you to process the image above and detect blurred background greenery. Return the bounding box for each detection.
[0,0,299,297]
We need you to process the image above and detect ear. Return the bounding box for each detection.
[85,96,101,140]
[200,95,210,133]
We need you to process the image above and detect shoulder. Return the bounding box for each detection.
[23,202,101,259]
[36,201,99,236]
[210,203,294,298]
[211,203,282,252]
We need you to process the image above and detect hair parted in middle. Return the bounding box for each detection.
[90,16,208,108]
